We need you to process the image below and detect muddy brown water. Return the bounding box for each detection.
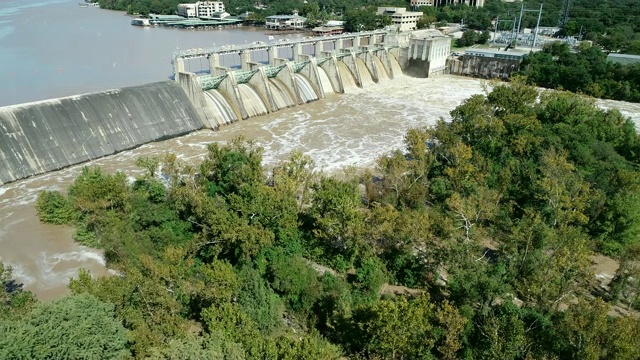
[1,76,639,300]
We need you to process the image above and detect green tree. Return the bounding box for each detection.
[0,262,36,320]
[0,294,128,360]
[345,295,437,359]
[36,190,76,224]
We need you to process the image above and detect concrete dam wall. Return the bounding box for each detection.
[0,81,204,185]
[177,50,403,129]
[0,31,408,185]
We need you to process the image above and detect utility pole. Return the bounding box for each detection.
[494,17,516,46]
[532,3,543,50]
[516,4,546,49]
[493,16,499,45]
[511,16,517,48]
[516,3,524,47]
[560,0,571,27]
[578,25,584,41]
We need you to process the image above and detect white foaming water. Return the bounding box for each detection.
[2,74,640,300]
[238,84,268,118]
[317,67,335,94]
[596,98,640,131]
[373,56,390,81]
[337,61,359,92]
[38,248,106,284]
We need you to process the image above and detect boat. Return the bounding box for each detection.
[131,18,151,27]
[78,3,89,7]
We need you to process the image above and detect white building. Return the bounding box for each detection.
[408,29,451,76]
[265,10,306,30]
[377,7,423,32]
[196,1,225,18]
[177,1,226,19]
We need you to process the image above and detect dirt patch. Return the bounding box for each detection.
[380,284,423,297]
[591,254,620,289]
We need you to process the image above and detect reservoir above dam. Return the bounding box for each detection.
[0,0,301,107]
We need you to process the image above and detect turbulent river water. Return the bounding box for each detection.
[2,75,640,299]
[2,1,640,300]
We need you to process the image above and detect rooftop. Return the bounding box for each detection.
[149,14,184,20]
[607,53,640,65]
[411,29,447,39]
[162,18,240,26]
[325,20,344,26]
[266,14,306,20]
[466,48,527,57]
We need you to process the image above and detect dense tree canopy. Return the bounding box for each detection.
[7,79,634,359]
[0,294,127,360]
[521,42,640,103]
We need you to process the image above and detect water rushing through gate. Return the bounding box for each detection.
[294,74,319,103]
[2,75,640,300]
[238,84,268,117]
[204,90,239,127]
[374,56,390,81]
[356,58,376,86]
[268,78,296,109]
[337,62,358,92]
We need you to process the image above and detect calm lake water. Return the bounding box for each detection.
[0,0,299,106]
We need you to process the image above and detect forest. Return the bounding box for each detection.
[521,42,640,103]
[2,79,640,359]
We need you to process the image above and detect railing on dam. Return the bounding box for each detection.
[172,30,392,60]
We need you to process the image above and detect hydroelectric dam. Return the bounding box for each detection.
[0,30,444,185]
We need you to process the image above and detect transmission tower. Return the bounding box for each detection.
[560,0,571,26]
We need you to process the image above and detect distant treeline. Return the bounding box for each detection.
[521,42,640,103]
[93,0,406,17]
[94,0,640,54]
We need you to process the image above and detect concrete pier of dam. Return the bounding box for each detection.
[0,30,454,185]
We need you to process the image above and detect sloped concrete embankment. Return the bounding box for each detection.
[0,81,204,185]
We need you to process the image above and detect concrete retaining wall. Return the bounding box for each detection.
[0,81,204,185]
[447,56,522,79]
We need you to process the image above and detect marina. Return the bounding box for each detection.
[131,14,243,29]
